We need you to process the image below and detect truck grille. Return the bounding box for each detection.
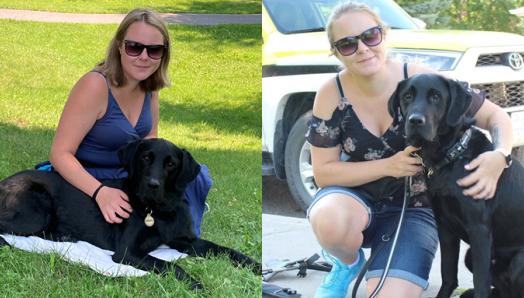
[476,54,501,66]
[476,53,524,67]
[472,82,524,108]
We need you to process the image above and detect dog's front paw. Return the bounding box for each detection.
[246,259,262,275]
[182,274,205,292]
[234,253,261,274]
[172,265,204,290]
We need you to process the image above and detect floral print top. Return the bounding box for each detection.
[306,67,430,207]
[306,67,485,208]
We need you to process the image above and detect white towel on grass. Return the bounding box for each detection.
[0,234,186,277]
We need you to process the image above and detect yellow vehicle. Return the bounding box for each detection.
[262,0,524,210]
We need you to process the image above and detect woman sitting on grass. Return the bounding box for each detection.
[48,8,211,236]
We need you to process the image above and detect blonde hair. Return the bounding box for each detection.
[94,8,171,91]
[326,2,386,51]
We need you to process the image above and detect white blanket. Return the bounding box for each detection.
[0,234,186,277]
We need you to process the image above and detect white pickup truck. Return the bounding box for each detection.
[262,0,524,210]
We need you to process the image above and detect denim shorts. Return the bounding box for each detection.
[307,186,438,289]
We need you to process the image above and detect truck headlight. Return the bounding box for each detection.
[389,49,462,71]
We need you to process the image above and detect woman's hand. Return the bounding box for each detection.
[95,186,133,224]
[387,146,423,178]
[456,151,506,199]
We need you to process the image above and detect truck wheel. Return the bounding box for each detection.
[285,111,317,211]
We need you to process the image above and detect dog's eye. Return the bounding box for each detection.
[402,92,413,101]
[430,93,441,102]
[143,155,151,162]
[166,161,176,168]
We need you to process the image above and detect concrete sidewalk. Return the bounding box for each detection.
[263,214,473,298]
[0,8,261,25]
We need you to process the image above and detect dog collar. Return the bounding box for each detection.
[427,127,473,177]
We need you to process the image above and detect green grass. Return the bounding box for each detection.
[0,19,261,297]
[0,0,261,14]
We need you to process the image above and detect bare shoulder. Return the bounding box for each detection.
[65,72,109,118]
[74,72,107,95]
[69,72,108,104]
[312,76,341,120]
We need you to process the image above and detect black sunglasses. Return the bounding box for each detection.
[123,40,167,60]
[332,26,383,56]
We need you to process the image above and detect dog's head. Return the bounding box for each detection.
[388,73,472,147]
[118,138,201,206]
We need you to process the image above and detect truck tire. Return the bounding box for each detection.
[284,111,317,211]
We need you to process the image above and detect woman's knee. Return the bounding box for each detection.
[309,194,368,247]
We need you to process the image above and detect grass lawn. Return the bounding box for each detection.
[0,0,261,14]
[0,19,261,297]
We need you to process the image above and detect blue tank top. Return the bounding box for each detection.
[75,75,152,179]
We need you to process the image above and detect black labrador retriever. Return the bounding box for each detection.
[389,73,524,298]
[0,138,259,290]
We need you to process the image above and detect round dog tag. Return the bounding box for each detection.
[144,213,155,227]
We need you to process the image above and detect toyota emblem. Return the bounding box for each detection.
[503,52,524,70]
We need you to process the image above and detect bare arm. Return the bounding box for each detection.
[50,72,107,197]
[473,99,513,153]
[50,72,132,223]
[312,146,421,188]
[457,99,513,199]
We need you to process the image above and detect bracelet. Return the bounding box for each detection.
[494,148,512,168]
[91,184,105,200]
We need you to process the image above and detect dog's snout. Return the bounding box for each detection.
[148,178,160,189]
[408,113,426,126]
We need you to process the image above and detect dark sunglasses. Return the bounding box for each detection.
[332,26,383,56]
[123,40,167,60]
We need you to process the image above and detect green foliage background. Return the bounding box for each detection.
[397,0,524,34]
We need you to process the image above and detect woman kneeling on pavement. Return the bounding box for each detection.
[307,2,512,297]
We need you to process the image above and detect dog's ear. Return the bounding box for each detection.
[388,78,408,120]
[170,147,201,194]
[118,139,142,176]
[446,79,472,126]
[178,149,201,185]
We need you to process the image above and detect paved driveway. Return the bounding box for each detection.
[0,8,261,25]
